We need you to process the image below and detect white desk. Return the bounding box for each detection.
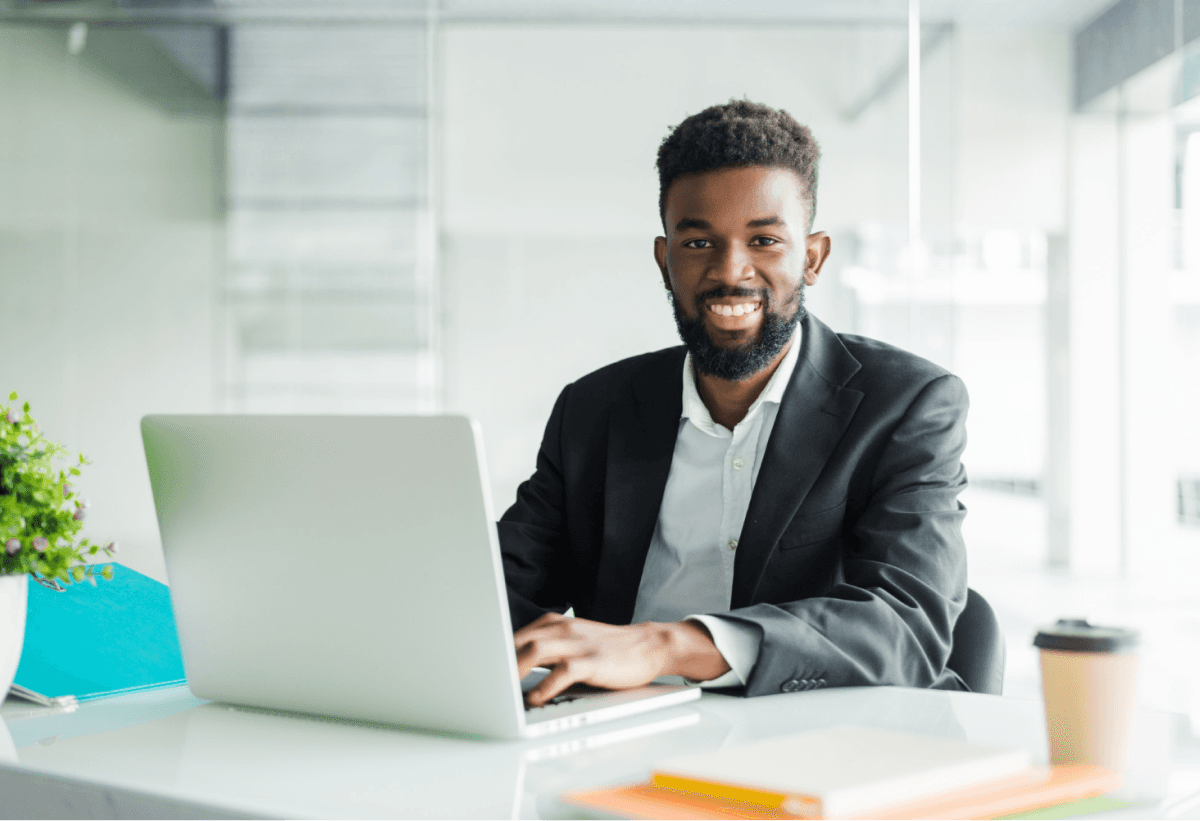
[1,685,1197,819]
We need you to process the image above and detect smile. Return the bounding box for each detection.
[707,302,761,318]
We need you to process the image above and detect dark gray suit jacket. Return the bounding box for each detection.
[498,313,969,696]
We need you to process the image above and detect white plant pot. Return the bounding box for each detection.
[0,573,28,701]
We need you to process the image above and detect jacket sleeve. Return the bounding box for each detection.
[719,374,970,695]
[496,384,574,630]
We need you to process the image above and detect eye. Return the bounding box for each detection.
[682,238,712,249]
[750,236,780,246]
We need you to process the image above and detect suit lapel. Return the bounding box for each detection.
[732,315,865,608]
[592,348,685,624]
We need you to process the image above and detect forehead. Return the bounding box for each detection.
[664,165,809,227]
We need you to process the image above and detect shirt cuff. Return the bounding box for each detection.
[685,615,761,687]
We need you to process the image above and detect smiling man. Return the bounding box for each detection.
[500,100,969,704]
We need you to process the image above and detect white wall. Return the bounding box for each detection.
[0,27,222,582]
[1063,108,1181,576]
[954,32,1068,486]
[952,30,1069,234]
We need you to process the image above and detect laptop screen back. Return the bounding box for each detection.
[142,414,526,738]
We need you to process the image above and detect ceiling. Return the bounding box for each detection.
[5,0,1119,32]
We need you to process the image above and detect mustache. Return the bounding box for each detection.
[690,265,809,312]
[695,286,771,309]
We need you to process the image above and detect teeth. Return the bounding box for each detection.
[709,303,759,317]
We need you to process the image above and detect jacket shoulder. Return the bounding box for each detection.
[567,346,684,398]
[835,332,956,387]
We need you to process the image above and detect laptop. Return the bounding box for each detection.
[140,414,699,739]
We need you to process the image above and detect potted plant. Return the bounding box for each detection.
[0,392,114,699]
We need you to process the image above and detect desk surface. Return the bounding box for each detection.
[1,685,1197,819]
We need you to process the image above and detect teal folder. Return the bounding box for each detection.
[13,563,187,702]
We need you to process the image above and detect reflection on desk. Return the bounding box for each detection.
[0,684,1194,819]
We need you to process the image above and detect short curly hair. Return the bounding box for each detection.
[657,100,821,232]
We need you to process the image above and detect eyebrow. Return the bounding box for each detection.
[674,216,785,231]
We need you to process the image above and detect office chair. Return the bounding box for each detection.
[946,588,1006,695]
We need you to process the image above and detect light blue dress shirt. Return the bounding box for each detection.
[630,328,802,687]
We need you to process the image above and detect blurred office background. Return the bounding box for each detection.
[1,0,1197,717]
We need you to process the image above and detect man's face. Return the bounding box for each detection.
[654,165,830,381]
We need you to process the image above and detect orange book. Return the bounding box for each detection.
[562,764,1121,820]
[645,727,1032,818]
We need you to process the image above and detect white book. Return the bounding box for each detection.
[651,725,1032,819]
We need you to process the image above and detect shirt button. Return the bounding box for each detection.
[727,539,738,550]
[732,457,745,470]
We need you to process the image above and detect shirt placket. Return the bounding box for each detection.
[719,414,760,603]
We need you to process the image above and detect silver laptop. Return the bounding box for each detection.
[141,414,699,739]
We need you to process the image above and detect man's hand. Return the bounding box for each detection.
[515,612,732,706]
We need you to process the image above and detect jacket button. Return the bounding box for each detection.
[781,679,801,693]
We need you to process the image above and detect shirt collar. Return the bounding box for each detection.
[681,323,803,436]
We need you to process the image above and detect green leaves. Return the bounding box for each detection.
[0,392,110,586]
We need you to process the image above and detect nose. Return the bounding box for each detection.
[711,243,755,285]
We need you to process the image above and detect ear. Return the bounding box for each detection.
[803,232,832,286]
[654,235,671,291]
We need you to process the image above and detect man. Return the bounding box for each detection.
[501,101,968,706]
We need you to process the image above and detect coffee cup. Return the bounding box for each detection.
[1033,619,1140,772]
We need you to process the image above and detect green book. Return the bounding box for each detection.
[11,563,186,704]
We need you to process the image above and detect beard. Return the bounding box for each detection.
[671,282,805,382]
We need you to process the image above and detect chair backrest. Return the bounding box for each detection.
[946,588,1006,695]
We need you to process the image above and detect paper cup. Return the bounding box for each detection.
[1034,619,1139,772]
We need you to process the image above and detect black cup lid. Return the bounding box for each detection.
[1033,619,1140,653]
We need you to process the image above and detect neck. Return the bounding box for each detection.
[694,339,793,430]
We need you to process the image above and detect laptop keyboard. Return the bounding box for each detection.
[526,692,587,711]
[523,680,613,712]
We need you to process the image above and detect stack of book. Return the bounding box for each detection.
[563,726,1122,819]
